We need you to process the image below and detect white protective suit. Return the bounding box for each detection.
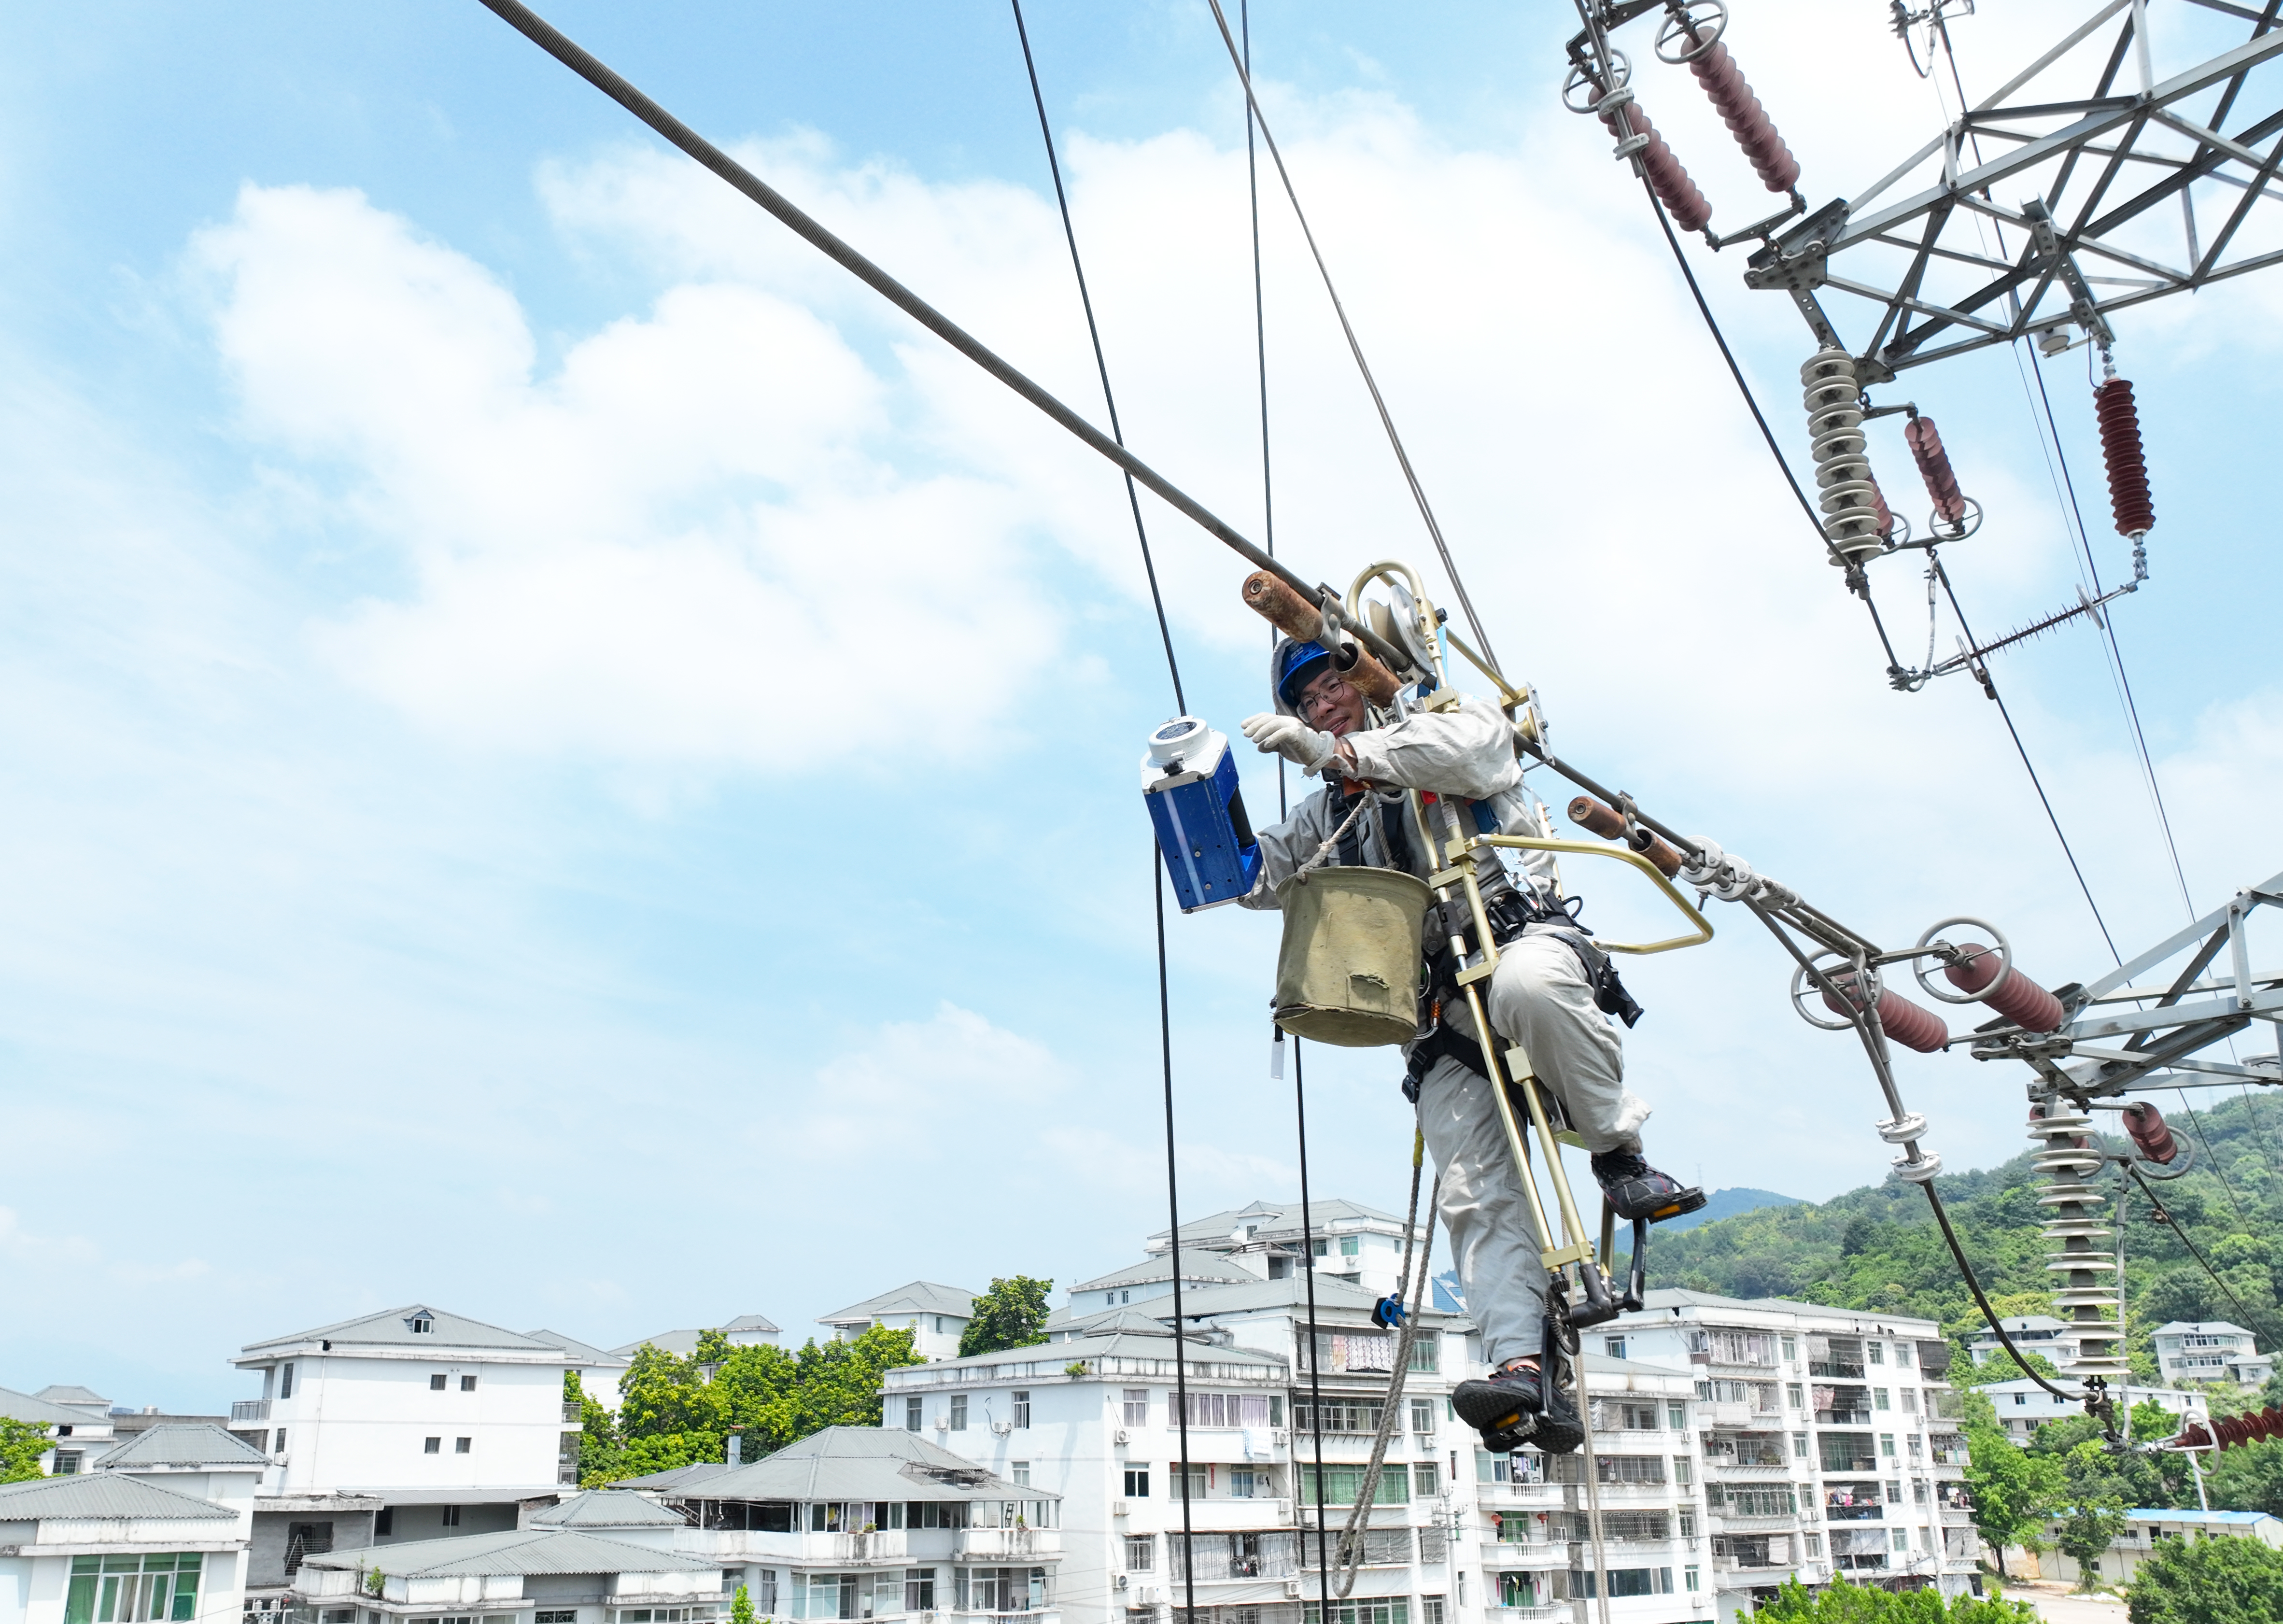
[1241,690,1650,1366]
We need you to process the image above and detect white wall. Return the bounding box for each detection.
[249,1354,567,1497]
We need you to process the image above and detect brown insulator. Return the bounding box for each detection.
[1943,943,2066,1033]
[1822,972,1949,1053]
[1869,479,1897,542]
[1904,415,1968,526]
[1599,97,1711,232]
[2095,378,2155,538]
[2121,1101,2178,1165]
[1685,39,1801,194]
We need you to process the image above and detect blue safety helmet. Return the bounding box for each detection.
[1275,639,1335,709]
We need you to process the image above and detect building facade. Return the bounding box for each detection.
[2150,1323,2274,1391]
[1973,1379,2207,1444]
[2028,1507,2283,1586]
[817,1289,977,1363]
[0,1390,117,1480]
[1605,1290,1979,1617]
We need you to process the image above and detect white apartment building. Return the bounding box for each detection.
[2150,1323,2274,1390]
[0,1422,263,1624]
[228,1303,591,1617]
[1141,1203,1424,1300]
[1975,1378,2208,1443]
[606,1319,783,1365]
[525,1336,632,1416]
[628,1428,1063,1623]
[0,1388,118,1478]
[818,1288,978,1363]
[1606,1290,1978,1618]
[887,1211,1714,1624]
[1961,1318,2086,1370]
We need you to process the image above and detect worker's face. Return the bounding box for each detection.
[1295,666,1367,737]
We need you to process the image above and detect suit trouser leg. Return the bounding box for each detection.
[1417,1052,1547,1368]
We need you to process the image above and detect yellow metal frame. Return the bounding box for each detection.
[1465,835,1714,956]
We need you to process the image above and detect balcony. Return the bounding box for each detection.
[232,1400,271,1424]
[1808,1361,1866,1380]
[956,1529,1059,1561]
[1825,1506,1884,1523]
[1714,1555,1797,1574]
[1814,1410,1875,1427]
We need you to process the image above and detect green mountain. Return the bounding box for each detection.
[1643,1091,2283,1372]
[1660,1186,1804,1234]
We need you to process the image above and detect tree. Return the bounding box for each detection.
[730,1585,756,1624]
[2125,1532,2283,1624]
[0,1418,51,1483]
[959,1277,1053,1357]
[2053,1441,2130,1592]
[1750,1574,2038,1620]
[1960,1390,2065,1572]
[2206,1437,2283,1519]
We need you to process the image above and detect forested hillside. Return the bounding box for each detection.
[1647,1091,2282,1375]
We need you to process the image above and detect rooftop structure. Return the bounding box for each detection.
[817,1283,977,1362]
[606,1315,782,1362]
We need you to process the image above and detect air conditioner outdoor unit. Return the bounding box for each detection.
[1113,1499,1130,1517]
[1283,1581,1303,1599]
[1114,1428,1130,1445]
[1114,1575,1129,1591]
[934,1417,949,1430]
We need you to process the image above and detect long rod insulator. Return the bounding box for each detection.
[1903,415,1968,527]
[1869,478,1897,543]
[1600,97,1710,232]
[1822,972,1948,1053]
[1943,942,2065,1033]
[1684,39,1800,195]
[2121,1101,2178,1164]
[2094,378,2155,539]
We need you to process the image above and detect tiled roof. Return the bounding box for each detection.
[301,1529,719,1578]
[817,1283,976,1325]
[242,1305,563,1356]
[529,1491,687,1529]
[0,1473,235,1521]
[637,1427,1054,1505]
[94,1424,268,1469]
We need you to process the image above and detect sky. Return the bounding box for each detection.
[2,0,2279,1413]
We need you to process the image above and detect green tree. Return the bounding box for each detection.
[2206,1437,2283,1519]
[730,1585,756,1624]
[959,1278,1053,1357]
[2124,1532,2283,1624]
[1750,1574,2038,1620]
[1961,1390,2065,1572]
[2054,1441,2129,1592]
[0,1418,52,1483]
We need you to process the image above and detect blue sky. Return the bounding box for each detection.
[3,0,2279,1412]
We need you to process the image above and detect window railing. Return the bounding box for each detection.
[232,1401,270,1424]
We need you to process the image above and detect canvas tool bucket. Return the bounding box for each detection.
[1272,867,1431,1047]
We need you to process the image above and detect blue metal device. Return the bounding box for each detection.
[1141,717,1262,913]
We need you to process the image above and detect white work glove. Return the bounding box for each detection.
[1241,712,1339,777]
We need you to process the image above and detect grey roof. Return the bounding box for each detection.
[1154,1274,1425,1321]
[95,1424,269,1469]
[1050,1306,1180,1340]
[1146,1198,1408,1250]
[1068,1257,1258,1295]
[611,1462,732,1491]
[302,1529,719,1579]
[0,1384,97,1427]
[34,1385,111,1408]
[607,1316,785,1360]
[241,1305,565,1357]
[724,1314,780,1334]
[1058,1331,1287,1370]
[2153,1321,2258,1339]
[1630,1288,1940,1333]
[0,1472,236,1521]
[1970,1316,2070,1336]
[525,1330,629,1368]
[648,1427,1055,1504]
[529,1490,688,1529]
[817,1283,975,1326]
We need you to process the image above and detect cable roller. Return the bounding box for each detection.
[1942,942,2065,1033]
[1240,571,1401,705]
[1566,794,1685,877]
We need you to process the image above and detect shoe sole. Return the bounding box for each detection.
[1610,1185,1709,1225]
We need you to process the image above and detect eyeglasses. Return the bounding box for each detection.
[1296,676,1355,721]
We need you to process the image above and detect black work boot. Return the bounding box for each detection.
[1591,1149,1707,1224]
[1453,1360,1583,1455]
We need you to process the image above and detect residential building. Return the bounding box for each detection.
[524,1336,632,1417]
[228,1305,588,1561]
[1975,1379,2208,1443]
[817,1287,976,1363]
[0,1459,250,1624]
[1141,1202,1425,1300]
[0,1388,117,1478]
[1962,1318,2086,1370]
[632,1427,1062,1624]
[2150,1323,2274,1391]
[1055,1261,1264,1325]
[891,1214,1709,1624]
[288,1499,726,1624]
[605,1319,782,1365]
[31,1391,115,1427]
[1607,1289,1979,1616]
[2029,1507,2283,1586]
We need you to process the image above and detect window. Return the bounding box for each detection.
[1782,1336,1798,1362]
[1123,1389,1149,1426]
[1339,1236,1360,1257]
[1124,1535,1155,1572]
[1679,1505,1698,1537]
[1422,1598,1444,1624]
[1880,1434,1896,1457]
[1792,1434,1808,1458]
[1875,1388,1891,1411]
[1887,1480,1903,1502]
[1684,1565,1701,1592]
[1180,1392,1280,1428]
[70,1553,206,1624]
[1672,1454,1692,1487]
[1311,1238,1329,1257]
[454,1438,471,1455]
[53,1452,83,1475]
[375,1509,393,1537]
[1903,1389,1919,1414]
[903,1570,935,1613]
[430,1375,447,1392]
[1408,1338,1439,1373]
[1124,1465,1150,1497]
[409,1314,434,1334]
[1605,1337,1627,1359]
[1896,1342,1915,1368]
[905,1397,922,1432]
[1010,1462,1029,1487]
[1229,1469,1257,1498]
[423,1438,441,1455]
[440,1506,460,1527]
[1410,1398,1435,1435]
[536,1614,578,1623]
[1668,1402,1687,1430]
[280,1365,296,1401]
[1869,1342,1886,1365]
[2015,1393,2028,1406]
[753,1573,776,1614]
[1804,1533,1823,1556]
[460,1375,477,1392]
[934,1315,947,1335]
[1413,1462,1439,1497]
[1787,1383,1804,1410]
[273,1430,287,1455]
[1012,1390,1030,1429]
[1298,1465,1409,1505]
[949,1395,967,1432]
[1569,1569,1671,1599]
